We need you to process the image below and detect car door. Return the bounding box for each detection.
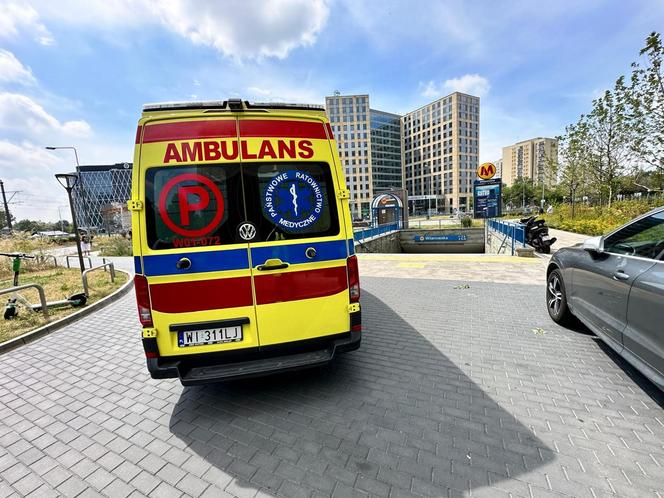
[621,211,664,385]
[238,115,352,347]
[137,117,261,357]
[571,214,658,348]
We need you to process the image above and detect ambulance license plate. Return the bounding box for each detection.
[178,326,242,347]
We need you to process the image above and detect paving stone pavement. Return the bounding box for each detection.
[1,276,663,498]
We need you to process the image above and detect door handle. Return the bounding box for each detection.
[612,271,630,281]
[176,257,192,270]
[256,258,289,271]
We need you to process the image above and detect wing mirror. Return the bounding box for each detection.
[582,236,604,255]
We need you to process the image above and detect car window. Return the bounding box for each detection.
[604,211,664,260]
[144,164,244,250]
[242,162,340,242]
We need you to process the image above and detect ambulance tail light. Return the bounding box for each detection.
[134,275,153,327]
[347,255,360,303]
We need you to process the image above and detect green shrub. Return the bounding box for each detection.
[542,199,662,235]
[96,236,133,257]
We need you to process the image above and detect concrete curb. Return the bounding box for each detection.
[0,270,134,355]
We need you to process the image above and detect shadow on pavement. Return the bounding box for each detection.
[169,290,556,497]
[594,340,664,409]
[564,316,664,408]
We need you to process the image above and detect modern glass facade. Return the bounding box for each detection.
[72,163,132,234]
[370,109,402,193]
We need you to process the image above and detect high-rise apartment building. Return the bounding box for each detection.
[492,158,503,179]
[502,137,558,187]
[325,94,402,218]
[402,92,480,214]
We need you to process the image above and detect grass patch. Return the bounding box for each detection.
[542,199,662,235]
[0,267,128,343]
[95,235,133,257]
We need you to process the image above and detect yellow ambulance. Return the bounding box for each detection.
[130,99,361,384]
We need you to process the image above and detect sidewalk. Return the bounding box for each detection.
[549,227,589,249]
[357,252,546,284]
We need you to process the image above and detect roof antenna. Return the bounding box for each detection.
[334,90,340,96]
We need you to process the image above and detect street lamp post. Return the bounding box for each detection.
[57,206,69,232]
[46,146,79,167]
[55,173,86,275]
[46,146,88,229]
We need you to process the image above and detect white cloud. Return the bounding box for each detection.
[0,140,70,221]
[28,0,329,59]
[0,92,92,137]
[443,74,490,97]
[418,81,440,99]
[152,0,329,59]
[0,49,37,86]
[418,75,490,99]
[0,140,60,175]
[0,2,53,45]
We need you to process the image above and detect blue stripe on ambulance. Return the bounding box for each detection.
[141,248,249,276]
[250,239,352,266]
[137,239,355,276]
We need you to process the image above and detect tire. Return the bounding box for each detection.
[3,304,17,320]
[69,293,87,307]
[546,269,573,325]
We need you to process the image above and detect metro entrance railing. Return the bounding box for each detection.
[487,219,526,255]
[354,222,400,242]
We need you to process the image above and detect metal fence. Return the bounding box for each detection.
[487,219,526,255]
[354,222,400,242]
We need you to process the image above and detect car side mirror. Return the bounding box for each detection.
[582,236,604,255]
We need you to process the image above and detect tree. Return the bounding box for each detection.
[583,83,633,206]
[0,210,15,229]
[557,123,590,218]
[628,32,664,173]
[503,178,536,209]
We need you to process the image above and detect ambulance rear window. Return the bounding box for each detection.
[144,164,244,250]
[243,162,339,241]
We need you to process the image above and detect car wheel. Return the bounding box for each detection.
[547,269,573,325]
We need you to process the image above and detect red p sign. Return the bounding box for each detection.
[158,173,224,237]
[177,185,210,226]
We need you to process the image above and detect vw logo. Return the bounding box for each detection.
[238,222,257,241]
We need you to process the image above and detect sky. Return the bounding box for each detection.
[1,0,663,222]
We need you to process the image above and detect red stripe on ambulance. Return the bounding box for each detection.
[148,266,348,313]
[141,119,326,144]
[254,266,348,306]
[142,120,236,143]
[238,120,327,139]
[149,276,253,313]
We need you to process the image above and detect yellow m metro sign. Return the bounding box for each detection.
[477,162,496,180]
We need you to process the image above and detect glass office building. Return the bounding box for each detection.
[71,163,132,234]
[325,94,403,219]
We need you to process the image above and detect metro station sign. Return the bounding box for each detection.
[477,162,497,180]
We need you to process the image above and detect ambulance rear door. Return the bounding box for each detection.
[135,117,261,357]
[237,115,353,347]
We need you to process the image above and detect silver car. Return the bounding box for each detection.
[546,206,664,390]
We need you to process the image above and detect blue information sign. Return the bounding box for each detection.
[413,234,468,242]
[473,179,502,218]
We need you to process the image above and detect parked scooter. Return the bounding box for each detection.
[1,253,87,320]
[519,217,557,254]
